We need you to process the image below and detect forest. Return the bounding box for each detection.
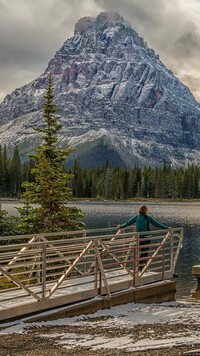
[0,144,199,200]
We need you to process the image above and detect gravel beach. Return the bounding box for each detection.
[0,301,200,355]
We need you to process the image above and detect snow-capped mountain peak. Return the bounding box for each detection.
[1,12,200,167]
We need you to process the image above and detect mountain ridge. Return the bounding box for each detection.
[0,12,200,167]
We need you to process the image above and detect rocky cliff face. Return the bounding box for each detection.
[1,12,200,167]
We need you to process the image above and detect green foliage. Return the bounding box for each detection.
[16,199,38,234]
[9,145,22,197]
[0,145,10,197]
[17,75,84,233]
[0,204,17,236]
[69,162,200,200]
[1,144,200,201]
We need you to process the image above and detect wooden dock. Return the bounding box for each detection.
[0,226,183,322]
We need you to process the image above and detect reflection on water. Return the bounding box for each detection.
[2,200,200,300]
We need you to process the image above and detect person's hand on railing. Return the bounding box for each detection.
[117,224,122,230]
[168,227,173,232]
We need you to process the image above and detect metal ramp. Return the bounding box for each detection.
[0,227,183,322]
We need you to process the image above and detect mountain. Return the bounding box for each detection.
[1,12,200,168]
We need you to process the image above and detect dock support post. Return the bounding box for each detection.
[192,265,200,287]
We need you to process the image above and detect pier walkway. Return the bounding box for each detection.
[0,226,183,322]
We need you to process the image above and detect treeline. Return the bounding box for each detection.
[1,144,199,200]
[70,160,200,199]
[0,145,34,197]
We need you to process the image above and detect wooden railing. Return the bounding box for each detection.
[0,227,183,318]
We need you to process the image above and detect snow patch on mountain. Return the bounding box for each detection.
[1,12,200,167]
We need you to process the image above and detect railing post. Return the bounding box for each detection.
[180,228,184,247]
[37,240,42,285]
[42,244,47,299]
[133,245,136,287]
[83,230,86,238]
[83,230,87,273]
[99,252,102,295]
[170,231,174,272]
[94,240,98,296]
[162,243,165,280]
[136,233,139,275]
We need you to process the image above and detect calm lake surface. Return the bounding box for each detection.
[2,200,200,300]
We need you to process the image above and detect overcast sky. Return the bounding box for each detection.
[0,0,200,103]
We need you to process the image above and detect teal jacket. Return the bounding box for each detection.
[120,214,168,232]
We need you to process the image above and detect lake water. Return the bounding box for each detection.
[2,200,200,300]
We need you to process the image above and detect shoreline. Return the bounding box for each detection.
[1,197,200,204]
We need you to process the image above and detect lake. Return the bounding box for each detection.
[1,200,200,300]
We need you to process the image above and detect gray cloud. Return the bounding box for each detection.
[178,73,200,102]
[0,0,102,101]
[174,27,200,59]
[0,0,200,102]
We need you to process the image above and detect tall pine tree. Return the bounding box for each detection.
[9,145,22,197]
[18,75,84,233]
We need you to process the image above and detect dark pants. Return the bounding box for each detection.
[139,235,151,269]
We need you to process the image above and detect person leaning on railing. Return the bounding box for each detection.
[117,205,172,269]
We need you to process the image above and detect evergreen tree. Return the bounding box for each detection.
[141,167,150,198]
[84,170,92,198]
[132,166,142,197]
[2,145,9,197]
[71,158,84,197]
[155,168,164,198]
[177,167,184,199]
[114,168,124,199]
[0,204,17,236]
[91,171,98,197]
[18,75,84,233]
[9,145,22,197]
[22,159,35,183]
[122,169,129,199]
[193,166,200,198]
[103,166,112,199]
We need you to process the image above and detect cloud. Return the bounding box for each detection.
[174,27,200,59]
[0,0,200,102]
[179,74,200,102]
[0,0,102,102]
